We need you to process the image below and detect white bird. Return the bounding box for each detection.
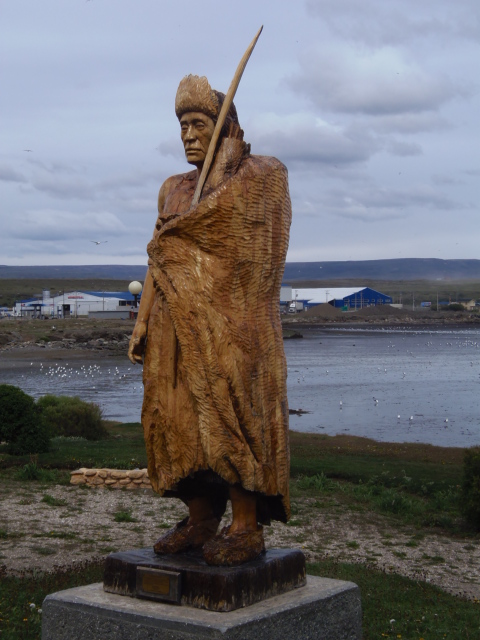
[90,240,108,245]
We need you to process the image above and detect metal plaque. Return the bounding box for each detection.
[136,567,182,603]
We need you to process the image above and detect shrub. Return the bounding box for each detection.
[37,394,108,441]
[445,303,465,311]
[461,446,480,530]
[15,462,66,483]
[297,472,337,492]
[0,384,50,455]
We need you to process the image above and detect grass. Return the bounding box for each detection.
[113,509,138,523]
[41,494,67,507]
[0,561,104,639]
[289,433,469,534]
[308,560,480,639]
[0,422,146,472]
[0,429,478,638]
[0,559,478,639]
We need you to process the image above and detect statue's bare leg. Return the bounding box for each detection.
[229,485,258,533]
[153,496,220,555]
[203,485,265,566]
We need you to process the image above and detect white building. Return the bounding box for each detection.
[14,290,140,318]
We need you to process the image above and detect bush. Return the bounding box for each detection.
[0,384,50,455]
[445,303,465,311]
[461,446,480,529]
[37,394,108,441]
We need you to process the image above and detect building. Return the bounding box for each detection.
[289,287,393,310]
[14,290,141,319]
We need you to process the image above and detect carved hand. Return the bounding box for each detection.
[128,321,147,365]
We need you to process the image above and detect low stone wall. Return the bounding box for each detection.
[70,468,151,490]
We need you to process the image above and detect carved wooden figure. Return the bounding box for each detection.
[128,72,291,566]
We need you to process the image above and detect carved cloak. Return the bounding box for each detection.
[142,152,291,523]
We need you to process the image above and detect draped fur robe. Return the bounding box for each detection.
[142,143,292,523]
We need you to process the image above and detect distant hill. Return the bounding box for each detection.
[283,259,480,282]
[0,265,148,280]
[0,259,479,281]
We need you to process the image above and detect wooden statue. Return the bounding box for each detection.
[128,59,291,566]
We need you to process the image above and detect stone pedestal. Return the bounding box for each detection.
[42,576,362,639]
[103,547,306,611]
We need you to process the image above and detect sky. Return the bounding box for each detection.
[1,0,479,266]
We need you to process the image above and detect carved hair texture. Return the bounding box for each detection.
[175,75,219,121]
[175,75,240,135]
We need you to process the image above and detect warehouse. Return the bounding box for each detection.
[14,290,141,319]
[290,287,392,310]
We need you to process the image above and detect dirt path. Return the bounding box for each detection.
[1,483,478,601]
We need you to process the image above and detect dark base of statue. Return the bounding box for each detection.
[103,547,306,612]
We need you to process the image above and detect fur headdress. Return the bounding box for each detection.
[175,75,219,121]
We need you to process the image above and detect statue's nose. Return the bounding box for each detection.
[184,125,196,141]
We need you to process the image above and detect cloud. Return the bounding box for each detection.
[8,210,127,242]
[431,174,464,186]
[0,165,27,183]
[366,113,452,135]
[156,138,185,160]
[385,139,423,157]
[250,113,379,166]
[292,182,468,222]
[287,47,460,116]
[306,0,480,47]
[31,176,95,201]
[97,171,159,191]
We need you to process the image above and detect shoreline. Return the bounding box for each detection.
[1,316,478,355]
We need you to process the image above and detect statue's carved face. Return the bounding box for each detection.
[180,111,215,168]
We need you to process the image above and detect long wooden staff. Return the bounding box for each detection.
[190,26,263,207]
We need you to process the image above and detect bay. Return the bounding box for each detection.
[0,325,479,447]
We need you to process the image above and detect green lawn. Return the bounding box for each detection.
[0,428,478,639]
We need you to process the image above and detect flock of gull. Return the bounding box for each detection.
[285,328,480,446]
[1,327,478,446]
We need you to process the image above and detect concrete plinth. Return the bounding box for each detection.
[42,576,362,639]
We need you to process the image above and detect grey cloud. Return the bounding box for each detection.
[98,171,160,191]
[287,50,458,116]
[9,210,127,242]
[0,166,27,183]
[385,139,423,157]
[367,113,452,135]
[306,0,480,47]
[292,183,468,223]
[432,174,464,186]
[156,139,184,160]
[32,176,95,201]
[26,158,78,175]
[115,197,158,215]
[253,123,379,167]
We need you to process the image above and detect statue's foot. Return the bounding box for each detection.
[202,526,265,566]
[153,516,220,555]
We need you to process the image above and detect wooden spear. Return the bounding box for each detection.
[190,26,263,207]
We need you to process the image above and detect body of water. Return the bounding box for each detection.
[0,326,479,447]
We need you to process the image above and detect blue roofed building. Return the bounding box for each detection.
[290,287,393,310]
